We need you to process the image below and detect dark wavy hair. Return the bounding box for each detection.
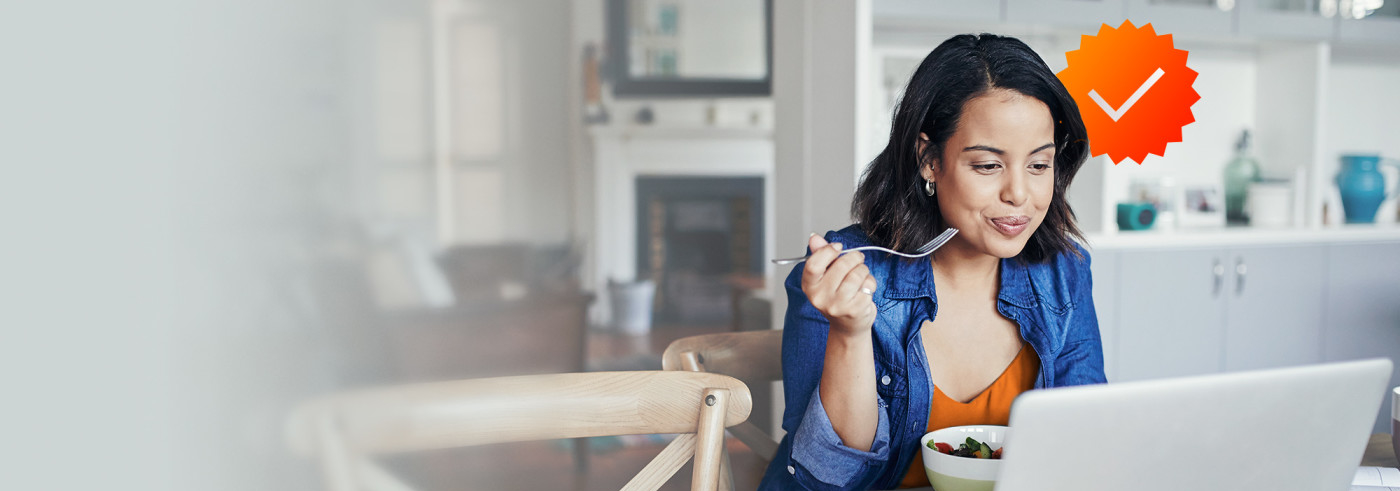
[852,33,1089,263]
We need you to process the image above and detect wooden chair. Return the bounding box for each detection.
[662,330,783,461]
[286,371,752,491]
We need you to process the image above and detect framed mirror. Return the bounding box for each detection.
[607,0,773,97]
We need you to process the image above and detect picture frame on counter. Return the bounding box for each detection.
[1130,177,1177,230]
[1179,184,1226,228]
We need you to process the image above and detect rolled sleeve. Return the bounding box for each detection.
[789,387,891,488]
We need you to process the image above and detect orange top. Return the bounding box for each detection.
[899,340,1041,488]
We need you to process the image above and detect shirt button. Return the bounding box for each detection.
[881,375,891,385]
[787,465,796,475]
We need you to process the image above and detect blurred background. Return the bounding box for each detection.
[2,0,1398,490]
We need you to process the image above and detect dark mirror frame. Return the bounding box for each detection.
[606,0,773,98]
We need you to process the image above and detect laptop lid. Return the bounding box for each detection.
[998,358,1393,491]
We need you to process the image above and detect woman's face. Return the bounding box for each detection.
[920,88,1056,259]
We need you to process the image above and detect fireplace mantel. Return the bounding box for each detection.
[586,124,775,326]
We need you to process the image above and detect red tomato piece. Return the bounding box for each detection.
[934,442,953,454]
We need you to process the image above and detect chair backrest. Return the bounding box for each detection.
[287,371,752,491]
[662,330,782,462]
[661,330,782,383]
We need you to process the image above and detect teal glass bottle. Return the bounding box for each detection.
[1224,129,1261,224]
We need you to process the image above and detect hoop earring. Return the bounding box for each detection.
[924,179,936,197]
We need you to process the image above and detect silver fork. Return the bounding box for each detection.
[770,228,959,265]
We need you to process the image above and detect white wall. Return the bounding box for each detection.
[360,0,573,248]
[1326,58,1400,224]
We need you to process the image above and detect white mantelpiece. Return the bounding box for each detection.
[586,124,775,326]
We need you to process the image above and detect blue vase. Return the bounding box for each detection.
[1336,154,1399,224]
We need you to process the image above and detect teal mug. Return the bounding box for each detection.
[1336,154,1400,224]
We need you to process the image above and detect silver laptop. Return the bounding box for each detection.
[999,358,1393,491]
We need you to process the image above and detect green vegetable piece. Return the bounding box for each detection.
[965,437,980,449]
[927,440,937,450]
[979,442,992,459]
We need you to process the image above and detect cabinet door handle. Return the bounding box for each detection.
[1235,257,1247,295]
[1213,258,1225,297]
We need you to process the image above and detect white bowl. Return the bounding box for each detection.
[919,425,1010,491]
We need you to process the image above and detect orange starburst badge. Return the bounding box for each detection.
[1057,21,1200,165]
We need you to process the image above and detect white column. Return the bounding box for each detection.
[1254,42,1330,228]
[769,0,872,436]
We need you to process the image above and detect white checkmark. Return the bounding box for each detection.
[1088,68,1165,122]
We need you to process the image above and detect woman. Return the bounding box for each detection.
[759,34,1105,490]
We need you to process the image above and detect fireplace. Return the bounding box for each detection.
[585,124,774,328]
[636,176,764,325]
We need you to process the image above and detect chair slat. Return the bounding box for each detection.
[620,434,696,491]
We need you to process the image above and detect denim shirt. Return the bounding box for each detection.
[759,225,1107,490]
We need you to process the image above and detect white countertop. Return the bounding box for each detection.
[1084,223,1400,250]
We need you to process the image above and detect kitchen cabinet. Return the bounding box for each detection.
[873,0,1400,44]
[1112,244,1327,382]
[872,0,1002,25]
[1323,242,1400,435]
[1222,244,1326,371]
[1088,248,1121,381]
[1237,0,1337,40]
[1124,0,1234,36]
[1338,1,1400,43]
[1093,237,1399,434]
[1115,247,1227,382]
[1004,0,1127,30]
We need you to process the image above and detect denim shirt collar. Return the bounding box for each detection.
[881,254,1039,308]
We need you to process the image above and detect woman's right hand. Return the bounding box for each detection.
[801,234,879,337]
